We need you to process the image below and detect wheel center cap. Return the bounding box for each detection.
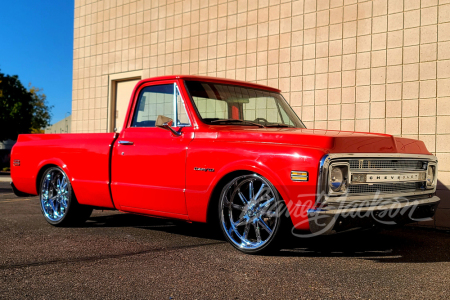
[246,202,258,217]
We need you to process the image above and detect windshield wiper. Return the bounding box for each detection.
[210,119,265,128]
[265,123,293,128]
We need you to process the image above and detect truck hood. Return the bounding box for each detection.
[210,127,431,155]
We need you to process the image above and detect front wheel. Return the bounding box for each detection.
[39,167,92,226]
[219,174,286,254]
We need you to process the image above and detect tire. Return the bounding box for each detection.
[218,173,289,254]
[39,166,93,226]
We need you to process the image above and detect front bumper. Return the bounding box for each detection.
[307,196,440,235]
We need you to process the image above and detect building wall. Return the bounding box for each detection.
[72,0,450,192]
[45,115,72,134]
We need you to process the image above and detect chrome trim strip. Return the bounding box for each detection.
[325,194,430,207]
[173,83,177,126]
[174,84,192,127]
[316,154,330,203]
[324,190,433,202]
[427,161,438,189]
[349,171,427,185]
[326,153,438,160]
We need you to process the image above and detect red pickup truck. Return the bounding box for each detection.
[11,75,439,254]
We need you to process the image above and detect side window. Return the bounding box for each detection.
[176,86,191,126]
[132,84,190,127]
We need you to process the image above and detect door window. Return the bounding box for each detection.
[131,84,190,127]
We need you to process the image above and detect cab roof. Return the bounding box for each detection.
[138,75,282,93]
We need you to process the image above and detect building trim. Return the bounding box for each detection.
[107,70,143,133]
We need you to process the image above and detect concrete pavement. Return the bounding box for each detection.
[0,175,11,182]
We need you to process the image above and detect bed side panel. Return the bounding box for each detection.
[11,133,116,208]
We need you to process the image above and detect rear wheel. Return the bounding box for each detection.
[39,167,92,226]
[219,174,286,254]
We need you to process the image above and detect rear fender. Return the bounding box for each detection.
[10,182,34,197]
[35,159,73,195]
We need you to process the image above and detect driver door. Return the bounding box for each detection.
[111,80,193,216]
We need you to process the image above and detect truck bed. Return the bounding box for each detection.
[11,133,117,208]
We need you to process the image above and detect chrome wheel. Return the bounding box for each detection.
[220,174,280,251]
[40,168,70,222]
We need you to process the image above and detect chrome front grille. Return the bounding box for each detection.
[319,154,438,204]
[349,159,425,170]
[348,182,423,195]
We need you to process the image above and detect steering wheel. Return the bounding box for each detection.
[254,117,269,125]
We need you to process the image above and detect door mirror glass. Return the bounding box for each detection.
[155,115,181,136]
[155,115,173,127]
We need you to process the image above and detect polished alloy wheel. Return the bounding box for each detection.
[220,174,280,251]
[40,168,70,222]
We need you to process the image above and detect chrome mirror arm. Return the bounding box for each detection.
[158,122,182,136]
[155,115,182,136]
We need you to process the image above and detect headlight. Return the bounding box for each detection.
[329,164,350,193]
[427,164,436,188]
[330,167,343,191]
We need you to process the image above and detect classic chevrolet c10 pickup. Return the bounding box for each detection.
[10,75,440,254]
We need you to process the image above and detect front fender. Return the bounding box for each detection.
[210,159,290,205]
[185,141,325,231]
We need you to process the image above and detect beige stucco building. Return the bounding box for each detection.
[45,115,72,134]
[72,0,450,221]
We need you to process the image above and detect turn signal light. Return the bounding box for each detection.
[291,171,308,181]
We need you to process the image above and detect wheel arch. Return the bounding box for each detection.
[35,160,73,195]
[205,164,291,224]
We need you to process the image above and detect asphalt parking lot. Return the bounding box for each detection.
[1,181,450,299]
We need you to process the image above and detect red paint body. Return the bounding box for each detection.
[10,76,432,231]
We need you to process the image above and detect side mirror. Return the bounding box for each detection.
[155,115,181,136]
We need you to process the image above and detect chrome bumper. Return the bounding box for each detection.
[307,196,440,235]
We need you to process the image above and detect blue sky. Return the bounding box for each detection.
[0,1,74,124]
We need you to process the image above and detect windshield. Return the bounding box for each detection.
[185,81,306,128]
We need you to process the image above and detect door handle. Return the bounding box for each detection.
[118,140,134,145]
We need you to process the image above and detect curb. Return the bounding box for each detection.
[0,176,12,182]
